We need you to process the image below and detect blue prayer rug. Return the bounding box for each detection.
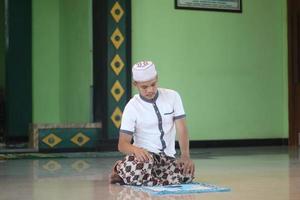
[130,182,230,196]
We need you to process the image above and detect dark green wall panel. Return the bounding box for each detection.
[5,0,32,139]
[0,0,5,88]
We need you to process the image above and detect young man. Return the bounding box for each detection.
[110,61,195,186]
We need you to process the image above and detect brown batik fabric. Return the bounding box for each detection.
[116,152,194,186]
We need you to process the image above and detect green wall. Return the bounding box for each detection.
[33,0,92,123]
[32,0,289,141]
[33,0,60,123]
[59,0,92,122]
[132,0,288,140]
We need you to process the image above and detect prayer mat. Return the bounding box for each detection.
[130,182,230,196]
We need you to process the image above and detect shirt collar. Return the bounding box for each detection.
[139,91,159,103]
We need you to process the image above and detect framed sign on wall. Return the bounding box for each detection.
[175,0,242,13]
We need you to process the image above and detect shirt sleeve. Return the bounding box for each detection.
[120,102,136,135]
[173,91,186,120]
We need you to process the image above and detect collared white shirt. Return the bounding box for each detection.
[120,88,186,157]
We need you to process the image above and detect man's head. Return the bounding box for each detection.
[132,61,158,100]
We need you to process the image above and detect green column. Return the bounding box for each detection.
[107,0,131,139]
[92,0,131,140]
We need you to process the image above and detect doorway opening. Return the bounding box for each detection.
[288,0,300,146]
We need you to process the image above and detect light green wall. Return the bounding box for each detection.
[132,0,288,140]
[33,0,92,123]
[59,0,92,122]
[32,0,289,140]
[33,0,60,123]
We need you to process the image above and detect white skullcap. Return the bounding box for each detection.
[132,61,157,82]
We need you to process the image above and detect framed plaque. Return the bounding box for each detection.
[175,0,242,13]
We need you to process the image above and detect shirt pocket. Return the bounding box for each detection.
[164,110,174,115]
[162,107,174,125]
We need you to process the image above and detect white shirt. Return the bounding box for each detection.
[120,88,186,157]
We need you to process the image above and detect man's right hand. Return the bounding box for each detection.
[133,146,152,162]
[118,132,152,162]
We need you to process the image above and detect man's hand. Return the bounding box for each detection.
[177,156,195,176]
[175,118,195,176]
[133,146,153,162]
[118,132,152,162]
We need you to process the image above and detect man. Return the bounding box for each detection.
[110,61,195,186]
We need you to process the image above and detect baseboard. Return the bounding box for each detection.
[30,123,102,152]
[175,138,288,148]
[93,138,288,152]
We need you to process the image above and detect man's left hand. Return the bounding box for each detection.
[177,156,195,176]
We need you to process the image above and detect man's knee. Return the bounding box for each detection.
[118,155,154,185]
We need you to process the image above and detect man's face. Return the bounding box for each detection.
[134,77,158,100]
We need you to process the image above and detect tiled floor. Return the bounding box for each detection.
[0,146,299,200]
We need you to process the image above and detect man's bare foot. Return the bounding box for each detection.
[109,160,124,185]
